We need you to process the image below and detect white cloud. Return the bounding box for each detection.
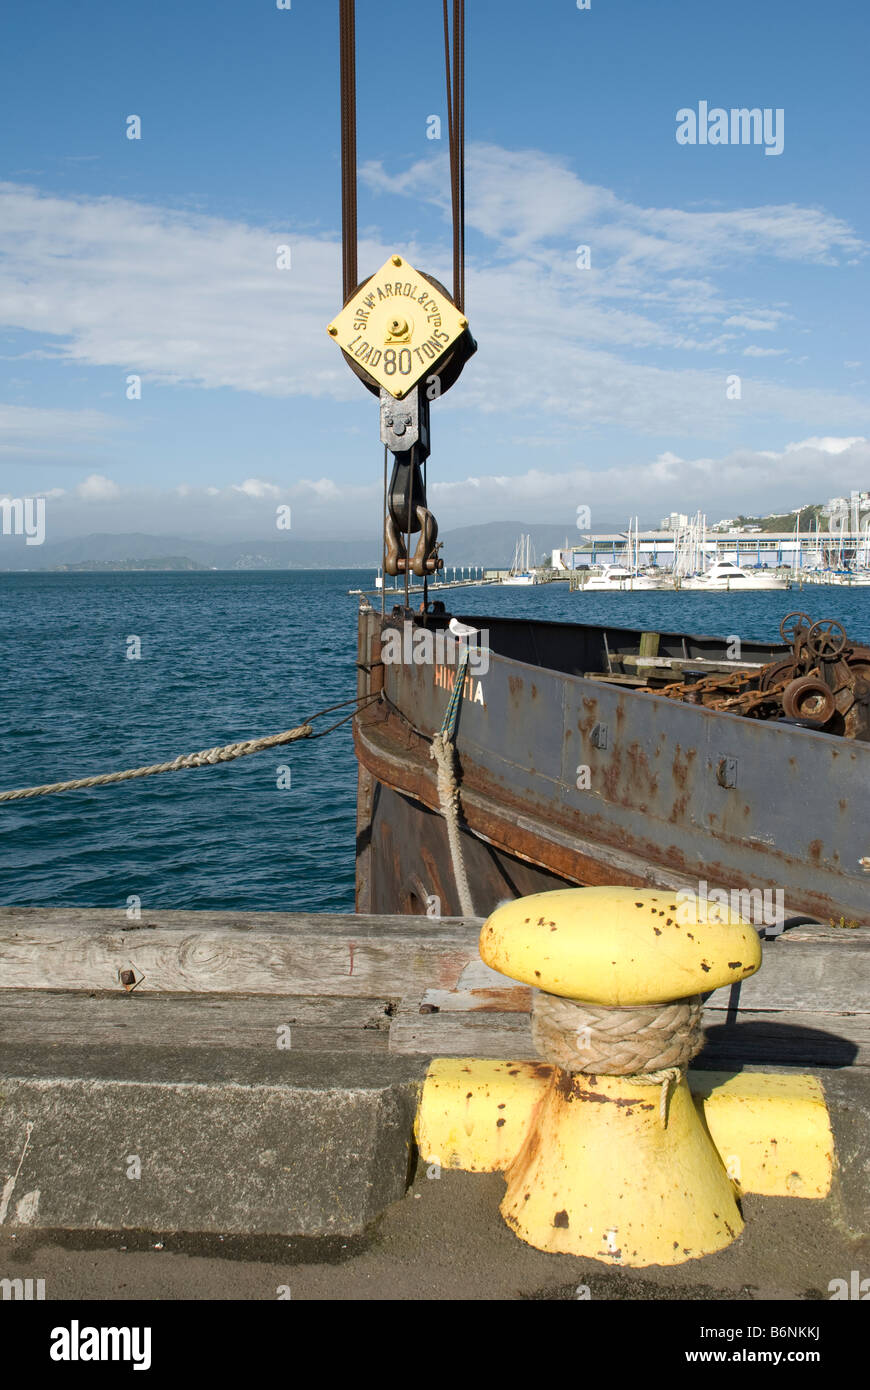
[13,474,381,541]
[426,437,870,524]
[15,436,869,539]
[784,435,865,455]
[362,145,865,267]
[77,473,120,499]
[231,478,284,499]
[725,313,787,331]
[0,180,358,401]
[0,145,866,453]
[360,148,866,432]
[295,478,341,500]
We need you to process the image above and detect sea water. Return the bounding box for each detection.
[0,571,866,910]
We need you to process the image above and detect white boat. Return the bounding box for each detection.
[503,534,538,585]
[681,560,789,591]
[575,518,668,591]
[578,563,665,592]
[801,569,870,586]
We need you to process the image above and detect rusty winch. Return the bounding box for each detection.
[647,612,870,740]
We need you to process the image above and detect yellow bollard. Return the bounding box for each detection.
[477,886,761,1265]
[690,1070,833,1199]
[414,1058,551,1173]
[415,1061,834,1202]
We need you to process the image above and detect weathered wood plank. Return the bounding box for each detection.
[770,923,870,944]
[583,673,649,687]
[706,931,870,1013]
[1,911,866,1012]
[0,991,394,1053]
[6,909,856,945]
[419,985,533,1013]
[389,1001,534,1060]
[0,908,481,935]
[0,910,482,998]
[389,1000,870,1066]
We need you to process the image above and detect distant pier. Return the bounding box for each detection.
[348,575,502,597]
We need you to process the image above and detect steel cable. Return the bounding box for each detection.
[443,0,466,311]
[339,0,358,302]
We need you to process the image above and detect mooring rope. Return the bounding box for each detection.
[532,992,705,1126]
[429,733,475,919]
[429,651,475,917]
[440,649,469,741]
[0,693,379,804]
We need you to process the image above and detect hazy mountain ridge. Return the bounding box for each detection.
[0,521,624,571]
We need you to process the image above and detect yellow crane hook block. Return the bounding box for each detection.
[327,254,469,399]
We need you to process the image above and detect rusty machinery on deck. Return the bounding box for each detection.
[643,612,870,741]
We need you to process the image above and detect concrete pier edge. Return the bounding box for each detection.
[0,1048,866,1241]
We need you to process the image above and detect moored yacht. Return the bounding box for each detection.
[577,563,666,591]
[502,533,538,585]
[681,559,790,591]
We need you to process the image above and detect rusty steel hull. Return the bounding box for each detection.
[354,609,870,925]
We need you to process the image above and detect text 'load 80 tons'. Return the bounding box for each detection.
[327,254,470,399]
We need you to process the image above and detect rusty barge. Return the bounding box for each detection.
[354,606,870,926]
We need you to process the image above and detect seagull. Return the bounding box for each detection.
[448,618,480,640]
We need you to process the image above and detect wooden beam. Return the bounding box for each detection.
[0,990,394,1053]
[0,909,483,998]
[389,999,870,1067]
[2,910,866,1074]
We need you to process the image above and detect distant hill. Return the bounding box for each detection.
[0,520,631,572]
[727,505,828,534]
[0,532,376,572]
[53,556,208,572]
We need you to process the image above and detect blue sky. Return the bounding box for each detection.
[0,0,868,541]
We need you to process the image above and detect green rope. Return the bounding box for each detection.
[439,651,469,739]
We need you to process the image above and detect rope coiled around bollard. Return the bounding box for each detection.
[531,991,705,1126]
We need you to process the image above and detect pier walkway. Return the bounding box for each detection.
[0,907,867,1297]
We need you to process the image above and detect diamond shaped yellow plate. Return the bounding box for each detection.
[327,254,468,398]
